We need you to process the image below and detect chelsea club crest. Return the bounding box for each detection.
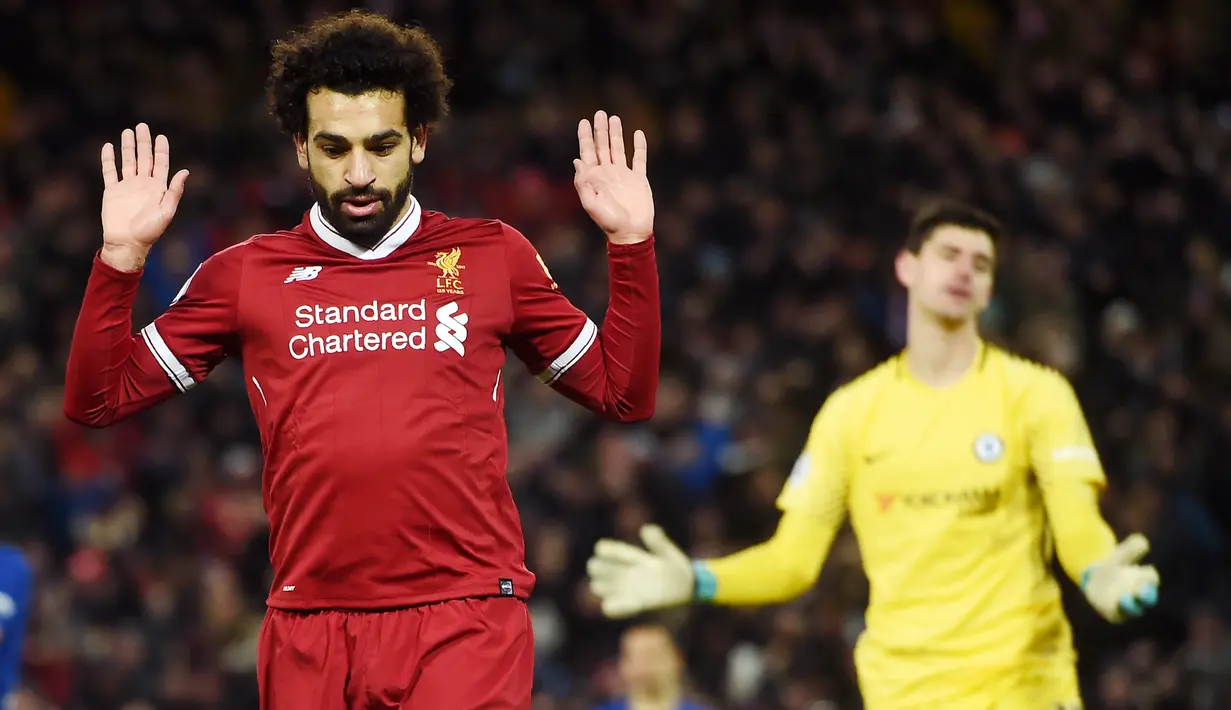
[973,433,1005,463]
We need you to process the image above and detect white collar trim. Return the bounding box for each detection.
[309,195,422,260]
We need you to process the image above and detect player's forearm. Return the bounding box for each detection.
[64,253,172,427]
[695,509,836,606]
[1041,478,1118,583]
[560,238,660,421]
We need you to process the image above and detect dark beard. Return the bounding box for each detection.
[309,168,414,250]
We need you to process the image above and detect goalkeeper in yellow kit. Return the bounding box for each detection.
[586,200,1159,709]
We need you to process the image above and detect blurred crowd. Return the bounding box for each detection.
[2,0,1231,708]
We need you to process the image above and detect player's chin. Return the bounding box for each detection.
[928,302,977,326]
[941,292,985,316]
[332,214,393,244]
[339,212,383,229]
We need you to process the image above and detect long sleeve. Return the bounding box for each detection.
[63,249,241,428]
[503,224,660,422]
[1041,479,1117,583]
[1026,368,1118,582]
[703,508,838,605]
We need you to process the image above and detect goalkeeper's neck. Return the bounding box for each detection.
[628,681,684,710]
[904,307,982,388]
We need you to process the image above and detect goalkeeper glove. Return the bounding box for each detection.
[586,524,706,618]
[1080,533,1159,623]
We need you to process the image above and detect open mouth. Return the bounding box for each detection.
[340,196,382,218]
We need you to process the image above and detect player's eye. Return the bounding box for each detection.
[319,145,346,158]
[370,144,397,156]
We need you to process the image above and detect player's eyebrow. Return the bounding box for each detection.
[364,129,404,143]
[312,130,404,145]
[312,131,351,144]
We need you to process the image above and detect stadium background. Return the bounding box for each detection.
[1,0,1230,707]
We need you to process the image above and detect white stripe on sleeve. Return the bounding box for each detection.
[140,323,196,392]
[537,318,598,385]
[171,263,203,305]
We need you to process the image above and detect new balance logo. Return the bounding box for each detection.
[285,266,322,284]
[434,301,468,356]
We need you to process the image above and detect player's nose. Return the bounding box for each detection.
[345,153,376,188]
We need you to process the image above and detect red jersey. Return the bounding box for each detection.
[64,198,660,610]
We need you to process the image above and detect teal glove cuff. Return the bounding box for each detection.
[1082,563,1159,617]
[691,560,717,602]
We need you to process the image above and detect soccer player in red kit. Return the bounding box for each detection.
[62,11,659,710]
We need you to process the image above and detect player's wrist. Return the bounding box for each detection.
[99,244,151,272]
[690,559,717,603]
[1080,564,1097,590]
[605,231,653,246]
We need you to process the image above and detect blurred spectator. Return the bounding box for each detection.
[589,624,712,710]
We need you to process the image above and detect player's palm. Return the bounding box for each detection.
[574,111,654,244]
[587,525,693,618]
[100,123,190,251]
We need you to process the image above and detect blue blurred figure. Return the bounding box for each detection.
[592,625,712,710]
[0,545,32,709]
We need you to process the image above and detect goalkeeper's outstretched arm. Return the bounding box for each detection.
[1029,370,1159,623]
[588,388,854,618]
[586,508,841,618]
[1041,476,1159,623]
[693,506,840,605]
[1040,477,1117,584]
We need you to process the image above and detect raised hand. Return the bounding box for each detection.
[574,111,654,245]
[99,123,189,270]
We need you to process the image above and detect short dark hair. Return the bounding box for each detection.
[266,10,452,140]
[904,198,1004,253]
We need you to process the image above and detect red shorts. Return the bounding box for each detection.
[258,597,533,710]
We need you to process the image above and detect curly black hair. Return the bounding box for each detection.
[266,10,452,140]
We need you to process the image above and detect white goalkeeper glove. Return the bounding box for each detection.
[586,525,701,618]
[1080,533,1159,623]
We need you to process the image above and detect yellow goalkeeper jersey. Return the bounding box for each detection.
[777,343,1101,707]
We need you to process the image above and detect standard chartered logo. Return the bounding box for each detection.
[288,299,468,360]
[433,301,468,356]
